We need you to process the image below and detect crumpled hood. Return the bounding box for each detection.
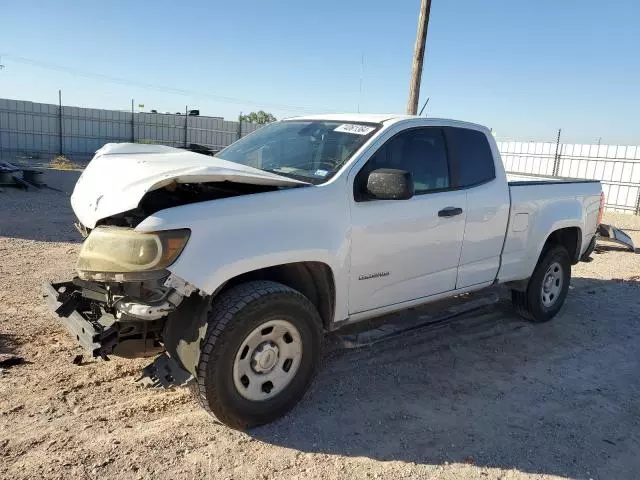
[71,143,307,228]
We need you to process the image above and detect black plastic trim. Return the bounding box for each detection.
[43,282,114,357]
[509,179,600,186]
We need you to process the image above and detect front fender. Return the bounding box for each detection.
[136,183,351,320]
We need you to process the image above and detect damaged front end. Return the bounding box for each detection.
[43,223,199,364]
[43,143,311,388]
[43,271,196,360]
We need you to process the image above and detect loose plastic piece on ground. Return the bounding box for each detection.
[0,355,25,369]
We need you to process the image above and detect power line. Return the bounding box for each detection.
[1,53,331,114]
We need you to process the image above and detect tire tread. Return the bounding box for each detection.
[511,245,570,323]
[193,280,321,429]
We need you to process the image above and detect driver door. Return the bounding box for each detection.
[348,127,467,314]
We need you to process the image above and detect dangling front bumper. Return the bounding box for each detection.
[42,280,166,359]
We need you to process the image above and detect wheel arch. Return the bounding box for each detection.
[164,261,335,380]
[213,261,336,330]
[543,226,582,264]
[505,226,581,292]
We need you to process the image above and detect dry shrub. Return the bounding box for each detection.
[49,155,75,170]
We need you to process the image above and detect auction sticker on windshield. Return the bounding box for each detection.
[334,124,376,135]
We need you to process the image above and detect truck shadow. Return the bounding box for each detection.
[251,276,640,479]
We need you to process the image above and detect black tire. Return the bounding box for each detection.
[512,245,571,322]
[193,280,323,430]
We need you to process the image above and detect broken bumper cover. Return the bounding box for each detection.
[43,280,195,387]
[597,223,636,252]
[42,281,119,358]
[136,353,194,388]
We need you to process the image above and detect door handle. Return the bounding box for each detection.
[438,207,463,217]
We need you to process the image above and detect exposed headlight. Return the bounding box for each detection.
[76,227,190,274]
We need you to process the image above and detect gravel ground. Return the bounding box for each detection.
[1,170,639,480]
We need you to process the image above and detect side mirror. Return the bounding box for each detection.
[366,168,414,200]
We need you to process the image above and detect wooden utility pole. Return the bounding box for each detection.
[406,0,432,115]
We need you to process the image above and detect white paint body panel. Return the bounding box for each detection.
[498,180,601,283]
[348,189,467,313]
[136,181,353,322]
[457,179,511,288]
[71,143,305,229]
[73,115,602,325]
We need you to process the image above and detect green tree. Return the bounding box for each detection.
[241,110,277,125]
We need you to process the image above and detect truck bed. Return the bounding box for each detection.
[497,172,602,285]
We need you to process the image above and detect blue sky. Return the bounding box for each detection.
[1,0,638,144]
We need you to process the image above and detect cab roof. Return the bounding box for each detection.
[286,113,488,132]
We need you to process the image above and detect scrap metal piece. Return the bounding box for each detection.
[597,223,636,252]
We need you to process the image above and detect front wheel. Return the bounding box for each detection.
[512,245,571,322]
[193,281,323,430]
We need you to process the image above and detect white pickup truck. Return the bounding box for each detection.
[44,114,603,429]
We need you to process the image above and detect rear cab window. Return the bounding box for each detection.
[444,127,496,188]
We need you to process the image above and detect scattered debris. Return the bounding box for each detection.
[0,161,21,186]
[136,353,194,389]
[23,169,45,187]
[2,404,25,415]
[597,223,636,252]
[465,456,474,464]
[0,161,48,190]
[0,355,25,369]
[603,439,617,446]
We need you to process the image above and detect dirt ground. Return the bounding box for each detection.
[1,170,639,480]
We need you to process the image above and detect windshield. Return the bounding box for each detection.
[214,120,380,184]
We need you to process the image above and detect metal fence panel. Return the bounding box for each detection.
[5,97,636,214]
[498,140,640,214]
[0,98,261,165]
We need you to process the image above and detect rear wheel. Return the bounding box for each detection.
[192,281,323,430]
[512,245,571,322]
